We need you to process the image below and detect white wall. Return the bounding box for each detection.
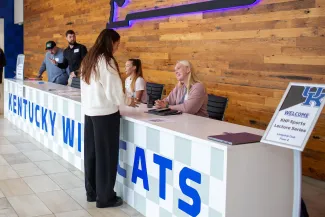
[0,20,3,49]
[14,0,24,24]
[0,19,4,114]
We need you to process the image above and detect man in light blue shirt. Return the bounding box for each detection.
[38,41,69,85]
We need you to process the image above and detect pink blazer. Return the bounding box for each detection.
[164,82,208,117]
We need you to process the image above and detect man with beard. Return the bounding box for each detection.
[50,30,87,81]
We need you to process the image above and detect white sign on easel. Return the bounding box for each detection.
[261,82,325,217]
[16,54,25,80]
[262,83,325,151]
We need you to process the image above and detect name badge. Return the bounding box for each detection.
[74,49,79,53]
[55,58,59,62]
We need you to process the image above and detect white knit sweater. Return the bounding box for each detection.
[81,56,127,116]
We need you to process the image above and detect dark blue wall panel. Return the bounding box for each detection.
[0,0,24,78]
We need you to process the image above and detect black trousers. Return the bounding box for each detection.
[0,68,3,84]
[84,112,120,205]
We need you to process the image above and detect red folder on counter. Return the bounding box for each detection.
[207,132,262,145]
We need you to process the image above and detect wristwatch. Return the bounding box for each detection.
[165,102,169,108]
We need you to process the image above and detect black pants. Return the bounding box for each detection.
[0,68,3,84]
[84,112,120,205]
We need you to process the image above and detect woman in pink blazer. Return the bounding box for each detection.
[155,60,208,117]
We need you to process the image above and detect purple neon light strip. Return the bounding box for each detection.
[112,0,262,29]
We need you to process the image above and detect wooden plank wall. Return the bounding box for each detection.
[24,0,325,180]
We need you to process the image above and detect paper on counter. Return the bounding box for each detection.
[50,89,81,96]
[145,118,175,123]
[49,90,69,94]
[63,92,81,96]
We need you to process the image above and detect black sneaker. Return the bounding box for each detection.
[96,196,123,208]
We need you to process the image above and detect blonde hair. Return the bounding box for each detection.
[177,60,201,94]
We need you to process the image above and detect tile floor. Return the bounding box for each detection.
[0,116,324,217]
[0,117,143,217]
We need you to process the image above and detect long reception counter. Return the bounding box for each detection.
[4,78,294,217]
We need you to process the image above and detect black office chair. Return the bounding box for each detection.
[146,82,164,101]
[71,77,80,89]
[207,94,228,121]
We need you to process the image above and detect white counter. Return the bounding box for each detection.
[4,79,294,217]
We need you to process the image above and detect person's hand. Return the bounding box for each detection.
[70,72,76,78]
[155,100,167,108]
[134,97,142,104]
[49,57,57,65]
[128,98,140,108]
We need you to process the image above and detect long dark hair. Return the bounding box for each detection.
[128,59,143,92]
[81,29,120,84]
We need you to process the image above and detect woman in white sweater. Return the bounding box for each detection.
[80,29,136,208]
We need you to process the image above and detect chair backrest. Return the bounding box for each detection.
[146,82,164,100]
[207,94,228,121]
[71,77,80,89]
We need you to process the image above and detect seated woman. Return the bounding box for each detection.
[155,60,208,117]
[124,59,147,103]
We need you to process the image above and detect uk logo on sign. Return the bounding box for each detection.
[302,87,325,107]
[107,0,259,28]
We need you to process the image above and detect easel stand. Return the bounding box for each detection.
[292,150,302,217]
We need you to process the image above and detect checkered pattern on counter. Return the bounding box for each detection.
[4,79,227,217]
[4,80,85,171]
[116,119,226,217]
